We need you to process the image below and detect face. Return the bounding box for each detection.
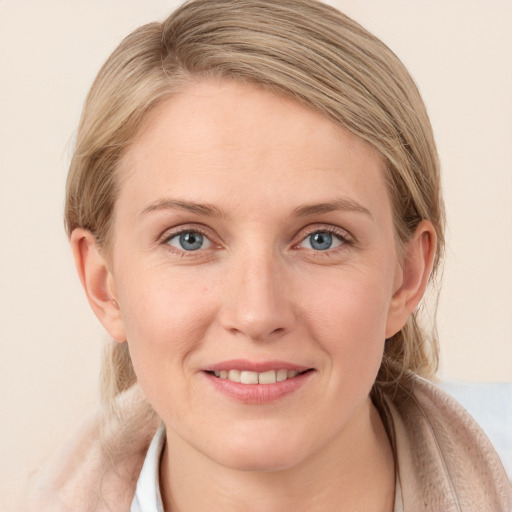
[106,80,405,471]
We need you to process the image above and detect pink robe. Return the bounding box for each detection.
[24,377,512,511]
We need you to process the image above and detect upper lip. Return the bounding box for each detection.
[203,359,312,373]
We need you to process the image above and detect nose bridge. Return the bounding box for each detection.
[220,243,294,341]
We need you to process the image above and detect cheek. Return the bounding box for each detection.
[302,268,393,378]
[119,263,213,334]
[114,266,217,386]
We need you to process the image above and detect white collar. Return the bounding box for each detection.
[130,424,166,512]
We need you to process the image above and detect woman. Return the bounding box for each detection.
[27,1,511,511]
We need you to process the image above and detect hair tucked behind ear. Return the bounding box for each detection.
[65,0,445,411]
[372,308,440,405]
[100,342,137,407]
[97,342,159,471]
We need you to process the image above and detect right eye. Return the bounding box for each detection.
[166,230,212,251]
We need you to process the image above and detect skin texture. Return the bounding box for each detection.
[71,80,436,511]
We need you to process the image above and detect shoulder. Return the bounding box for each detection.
[24,385,160,512]
[385,376,512,512]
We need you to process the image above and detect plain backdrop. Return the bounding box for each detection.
[1,1,511,509]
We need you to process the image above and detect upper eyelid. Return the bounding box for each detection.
[295,224,353,242]
[159,224,215,243]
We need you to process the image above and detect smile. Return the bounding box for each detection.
[211,369,304,384]
[203,360,315,402]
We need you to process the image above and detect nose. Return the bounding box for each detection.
[219,248,296,342]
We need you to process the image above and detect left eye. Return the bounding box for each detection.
[300,231,344,251]
[167,231,212,251]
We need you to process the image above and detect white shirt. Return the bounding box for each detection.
[130,426,403,512]
[130,425,166,512]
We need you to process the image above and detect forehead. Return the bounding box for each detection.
[117,79,390,221]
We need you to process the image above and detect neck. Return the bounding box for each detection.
[160,398,395,512]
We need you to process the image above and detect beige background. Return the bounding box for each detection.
[1,0,511,509]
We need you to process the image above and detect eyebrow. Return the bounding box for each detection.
[139,199,227,218]
[293,198,372,218]
[139,196,372,219]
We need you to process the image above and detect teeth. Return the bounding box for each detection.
[240,371,259,384]
[276,369,288,382]
[228,369,241,382]
[258,370,277,384]
[213,368,304,384]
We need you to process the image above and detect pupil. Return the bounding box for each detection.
[180,232,203,250]
[311,232,332,250]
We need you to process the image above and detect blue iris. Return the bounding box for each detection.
[179,232,204,251]
[309,232,333,250]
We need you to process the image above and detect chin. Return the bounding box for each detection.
[203,427,315,473]
[215,448,304,473]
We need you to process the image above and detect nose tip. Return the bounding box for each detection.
[219,258,295,342]
[226,313,287,341]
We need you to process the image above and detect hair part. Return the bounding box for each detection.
[65,0,445,408]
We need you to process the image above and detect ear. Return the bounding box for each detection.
[385,220,437,338]
[70,228,126,342]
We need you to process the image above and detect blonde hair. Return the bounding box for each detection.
[65,0,444,408]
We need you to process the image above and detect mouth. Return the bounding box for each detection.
[205,368,313,385]
[202,360,315,402]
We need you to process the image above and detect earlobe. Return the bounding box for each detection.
[70,229,126,342]
[385,220,437,338]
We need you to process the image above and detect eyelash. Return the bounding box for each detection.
[160,225,216,256]
[294,225,353,252]
[159,224,354,256]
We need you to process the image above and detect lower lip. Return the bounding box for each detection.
[203,371,314,404]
